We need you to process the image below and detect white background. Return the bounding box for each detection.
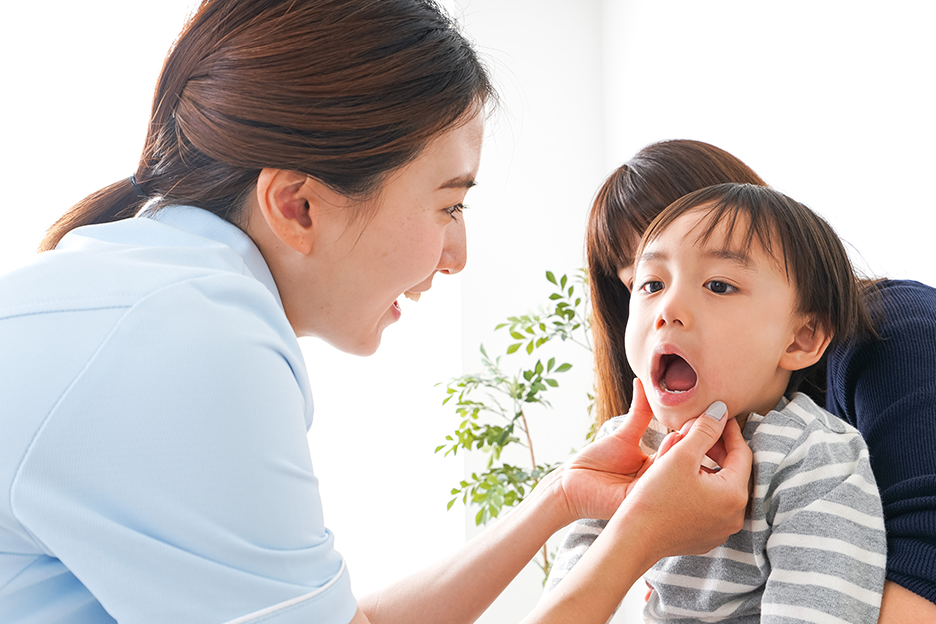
[2,1,934,622]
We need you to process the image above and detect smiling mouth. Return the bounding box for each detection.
[656,353,698,393]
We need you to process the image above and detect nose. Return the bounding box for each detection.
[655,286,690,330]
[438,216,467,275]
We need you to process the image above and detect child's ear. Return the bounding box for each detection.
[255,168,333,256]
[779,316,832,371]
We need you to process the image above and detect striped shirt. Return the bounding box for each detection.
[546,393,886,623]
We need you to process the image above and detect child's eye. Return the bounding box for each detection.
[638,280,664,294]
[445,203,466,220]
[705,280,737,294]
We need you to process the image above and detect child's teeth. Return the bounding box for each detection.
[404,291,420,302]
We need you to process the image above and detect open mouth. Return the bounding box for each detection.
[403,291,421,302]
[656,353,698,394]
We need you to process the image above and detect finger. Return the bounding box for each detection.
[656,430,681,458]
[705,436,728,467]
[626,377,653,429]
[609,378,654,446]
[673,401,730,460]
[714,416,753,479]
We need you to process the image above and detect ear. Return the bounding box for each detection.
[779,316,833,371]
[254,168,323,255]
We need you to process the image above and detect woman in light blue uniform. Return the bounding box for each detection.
[0,2,752,622]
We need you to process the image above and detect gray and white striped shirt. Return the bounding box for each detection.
[546,393,886,623]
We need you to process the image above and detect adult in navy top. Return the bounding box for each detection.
[826,279,936,607]
[0,3,754,623]
[584,138,936,622]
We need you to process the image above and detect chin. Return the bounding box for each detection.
[651,401,703,432]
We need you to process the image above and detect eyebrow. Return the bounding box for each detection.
[437,174,477,190]
[636,247,756,271]
[704,248,756,271]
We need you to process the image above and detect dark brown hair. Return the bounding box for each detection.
[40,0,494,252]
[637,183,876,397]
[587,140,767,425]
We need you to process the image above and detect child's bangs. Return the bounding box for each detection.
[638,185,790,277]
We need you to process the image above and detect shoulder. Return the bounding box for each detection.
[828,279,936,381]
[826,279,936,429]
[758,394,865,451]
[749,394,869,483]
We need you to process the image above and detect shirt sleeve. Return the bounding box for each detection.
[826,279,936,604]
[10,275,357,624]
[759,407,886,624]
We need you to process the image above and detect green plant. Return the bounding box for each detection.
[436,270,592,579]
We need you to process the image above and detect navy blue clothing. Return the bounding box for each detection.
[826,279,936,604]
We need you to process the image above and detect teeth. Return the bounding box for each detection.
[659,379,687,394]
[403,291,420,302]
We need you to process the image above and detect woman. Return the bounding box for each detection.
[0,3,751,623]
[555,139,936,621]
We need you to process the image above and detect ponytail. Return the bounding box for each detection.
[38,178,148,252]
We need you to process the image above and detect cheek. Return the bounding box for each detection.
[623,319,644,373]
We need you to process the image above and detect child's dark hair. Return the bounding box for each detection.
[639,183,877,396]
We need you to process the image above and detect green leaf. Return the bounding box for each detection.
[447,498,456,510]
[506,343,522,354]
[526,341,534,355]
[546,271,557,285]
[545,378,558,387]
[560,274,567,289]
[555,363,573,373]
[510,331,525,340]
[548,293,562,300]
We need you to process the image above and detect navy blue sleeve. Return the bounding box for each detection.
[826,279,936,604]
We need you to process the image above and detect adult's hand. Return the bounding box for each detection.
[550,378,751,557]
[617,393,751,559]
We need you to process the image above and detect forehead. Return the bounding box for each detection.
[639,208,787,274]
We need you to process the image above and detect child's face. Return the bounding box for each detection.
[624,209,805,430]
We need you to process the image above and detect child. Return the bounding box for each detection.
[547,183,886,623]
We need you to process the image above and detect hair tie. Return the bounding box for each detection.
[129,175,148,198]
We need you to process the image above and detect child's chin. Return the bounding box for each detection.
[652,406,695,432]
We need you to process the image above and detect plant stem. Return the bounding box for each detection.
[518,407,537,475]
[518,406,549,572]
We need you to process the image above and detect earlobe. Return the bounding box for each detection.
[255,168,317,255]
[779,317,833,371]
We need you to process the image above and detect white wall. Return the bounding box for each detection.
[3,2,934,624]
[601,0,936,287]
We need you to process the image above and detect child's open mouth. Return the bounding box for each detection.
[655,353,698,394]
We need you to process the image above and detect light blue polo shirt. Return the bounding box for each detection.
[0,206,356,623]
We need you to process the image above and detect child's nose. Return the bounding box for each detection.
[655,290,689,330]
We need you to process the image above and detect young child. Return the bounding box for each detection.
[547,183,886,623]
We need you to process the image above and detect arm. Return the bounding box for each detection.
[827,280,936,616]
[879,581,936,624]
[357,382,751,624]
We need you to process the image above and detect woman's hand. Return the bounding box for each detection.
[548,378,752,557]
[615,393,752,559]
[549,379,657,523]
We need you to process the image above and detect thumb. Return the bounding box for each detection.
[674,401,730,460]
[608,378,653,446]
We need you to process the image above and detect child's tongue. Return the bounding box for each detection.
[664,357,697,392]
